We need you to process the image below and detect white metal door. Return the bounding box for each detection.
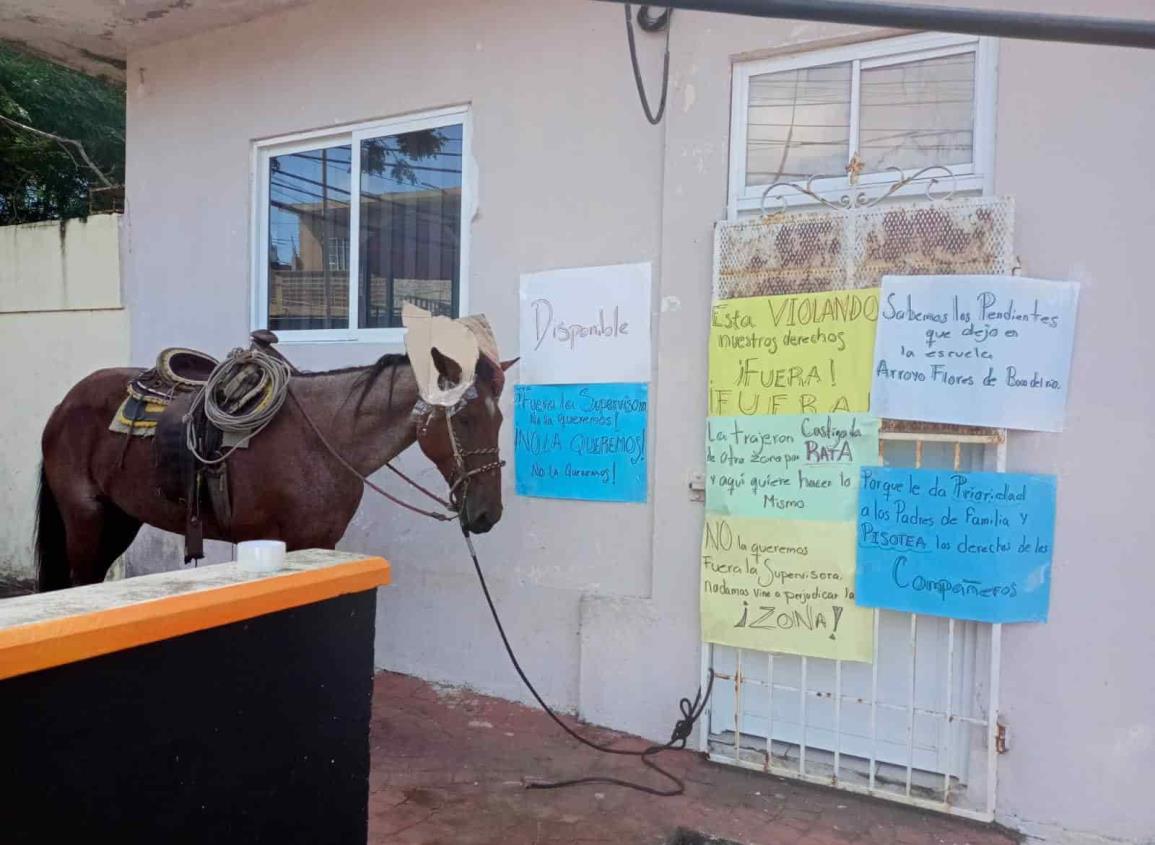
[705,195,1015,819]
[702,431,1004,820]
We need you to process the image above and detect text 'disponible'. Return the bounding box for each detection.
[518,263,652,385]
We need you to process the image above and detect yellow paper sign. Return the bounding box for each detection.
[700,514,874,662]
[708,290,879,416]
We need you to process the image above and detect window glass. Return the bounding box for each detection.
[859,52,975,171]
[359,125,463,329]
[266,145,351,330]
[746,63,851,186]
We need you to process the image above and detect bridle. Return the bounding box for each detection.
[413,387,505,511]
[289,376,504,525]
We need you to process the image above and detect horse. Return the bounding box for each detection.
[35,345,512,591]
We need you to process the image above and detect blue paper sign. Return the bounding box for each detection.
[855,467,1056,622]
[514,383,648,502]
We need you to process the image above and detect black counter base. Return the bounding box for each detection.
[0,590,376,844]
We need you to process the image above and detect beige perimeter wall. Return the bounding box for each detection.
[0,215,130,577]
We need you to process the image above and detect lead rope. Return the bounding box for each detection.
[462,526,714,796]
[445,406,715,796]
[286,387,456,522]
[288,368,714,796]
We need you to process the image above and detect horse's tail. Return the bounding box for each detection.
[35,464,70,592]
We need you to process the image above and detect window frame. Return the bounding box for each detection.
[728,32,997,219]
[251,104,473,344]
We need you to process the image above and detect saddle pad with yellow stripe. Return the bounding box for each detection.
[109,394,169,437]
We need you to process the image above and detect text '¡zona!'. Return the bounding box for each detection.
[532,298,631,352]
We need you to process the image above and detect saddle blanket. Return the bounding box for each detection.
[109,394,167,437]
[109,391,251,448]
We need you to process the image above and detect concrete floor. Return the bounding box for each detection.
[368,672,1018,845]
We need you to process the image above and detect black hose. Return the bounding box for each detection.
[637,5,673,32]
[624,3,673,125]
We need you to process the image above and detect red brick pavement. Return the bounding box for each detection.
[368,672,1018,845]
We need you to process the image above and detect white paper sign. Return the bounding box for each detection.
[871,275,1079,431]
[519,262,652,384]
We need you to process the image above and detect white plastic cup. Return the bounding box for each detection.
[236,540,286,573]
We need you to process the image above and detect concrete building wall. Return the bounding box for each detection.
[0,215,130,576]
[122,2,1154,841]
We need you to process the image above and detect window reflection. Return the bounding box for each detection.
[859,53,976,172]
[267,145,351,330]
[359,125,462,328]
[746,63,851,185]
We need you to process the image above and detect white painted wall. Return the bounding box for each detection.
[0,215,130,577]
[122,2,1155,842]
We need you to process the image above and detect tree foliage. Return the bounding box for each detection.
[0,46,124,225]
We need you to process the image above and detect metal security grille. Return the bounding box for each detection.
[703,194,1016,820]
[713,195,1015,300]
[702,433,1005,821]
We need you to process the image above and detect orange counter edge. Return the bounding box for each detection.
[0,556,390,681]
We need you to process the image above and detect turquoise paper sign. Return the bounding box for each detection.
[514,383,647,502]
[855,467,1057,622]
[705,414,879,521]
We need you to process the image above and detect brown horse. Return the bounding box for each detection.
[35,349,511,591]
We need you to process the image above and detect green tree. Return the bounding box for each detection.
[0,46,124,225]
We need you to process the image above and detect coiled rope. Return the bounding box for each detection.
[186,348,293,465]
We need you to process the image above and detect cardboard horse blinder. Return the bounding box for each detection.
[402,303,480,408]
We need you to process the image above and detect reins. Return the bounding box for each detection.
[286,387,457,522]
[286,378,507,520]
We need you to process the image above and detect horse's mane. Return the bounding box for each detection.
[293,354,411,413]
[295,350,501,414]
[294,353,411,380]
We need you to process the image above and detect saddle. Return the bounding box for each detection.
[114,330,293,563]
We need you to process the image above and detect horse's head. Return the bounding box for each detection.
[414,348,514,534]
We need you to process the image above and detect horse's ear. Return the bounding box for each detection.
[500,358,520,372]
[431,347,464,386]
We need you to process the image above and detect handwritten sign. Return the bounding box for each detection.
[708,290,879,416]
[518,263,652,384]
[706,414,880,522]
[514,383,647,502]
[870,275,1080,431]
[855,467,1056,622]
[701,515,873,662]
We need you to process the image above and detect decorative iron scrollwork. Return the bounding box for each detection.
[760,165,959,217]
